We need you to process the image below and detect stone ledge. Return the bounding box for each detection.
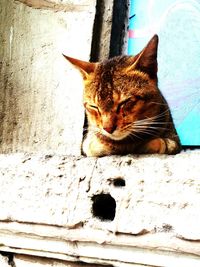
[0,151,200,266]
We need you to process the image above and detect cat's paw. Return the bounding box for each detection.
[82,134,110,157]
[141,138,166,154]
[140,138,180,154]
[164,138,181,154]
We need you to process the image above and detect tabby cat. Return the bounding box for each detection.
[64,35,181,157]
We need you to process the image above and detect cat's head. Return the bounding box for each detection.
[64,35,166,141]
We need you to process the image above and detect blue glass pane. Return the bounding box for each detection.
[128,0,200,146]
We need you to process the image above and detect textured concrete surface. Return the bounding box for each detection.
[0,150,200,233]
[0,0,96,155]
[0,254,10,267]
[0,151,200,266]
[1,1,200,266]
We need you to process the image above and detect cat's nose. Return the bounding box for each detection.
[103,125,116,134]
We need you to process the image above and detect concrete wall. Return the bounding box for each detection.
[0,152,200,266]
[0,0,96,155]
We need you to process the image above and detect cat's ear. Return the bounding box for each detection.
[63,55,96,79]
[128,34,158,79]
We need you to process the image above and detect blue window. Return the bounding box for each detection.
[128,0,200,146]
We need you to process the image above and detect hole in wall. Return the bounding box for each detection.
[92,193,116,221]
[113,177,126,187]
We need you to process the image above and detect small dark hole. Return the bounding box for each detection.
[113,178,126,187]
[92,193,116,221]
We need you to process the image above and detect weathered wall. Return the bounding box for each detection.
[0,0,96,155]
[2,1,199,267]
[0,151,200,266]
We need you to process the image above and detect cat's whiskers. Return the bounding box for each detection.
[85,120,168,142]
[118,124,140,140]
[132,125,167,130]
[131,110,170,129]
[125,110,171,139]
[131,122,167,132]
[131,127,162,138]
[128,131,143,140]
[150,101,168,106]
[134,121,173,125]
[136,109,169,123]
[84,109,171,142]
[86,125,123,141]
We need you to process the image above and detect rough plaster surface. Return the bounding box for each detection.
[0,151,200,233]
[0,151,200,267]
[0,254,10,267]
[0,0,96,155]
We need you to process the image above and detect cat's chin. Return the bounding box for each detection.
[101,130,129,141]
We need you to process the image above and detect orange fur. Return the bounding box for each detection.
[64,35,181,157]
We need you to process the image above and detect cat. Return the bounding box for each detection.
[63,35,181,157]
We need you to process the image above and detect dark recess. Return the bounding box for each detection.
[90,0,128,61]
[0,252,16,267]
[113,178,126,187]
[92,193,116,221]
[90,0,104,62]
[109,0,128,58]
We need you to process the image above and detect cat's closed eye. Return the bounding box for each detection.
[117,99,136,115]
[84,103,100,114]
